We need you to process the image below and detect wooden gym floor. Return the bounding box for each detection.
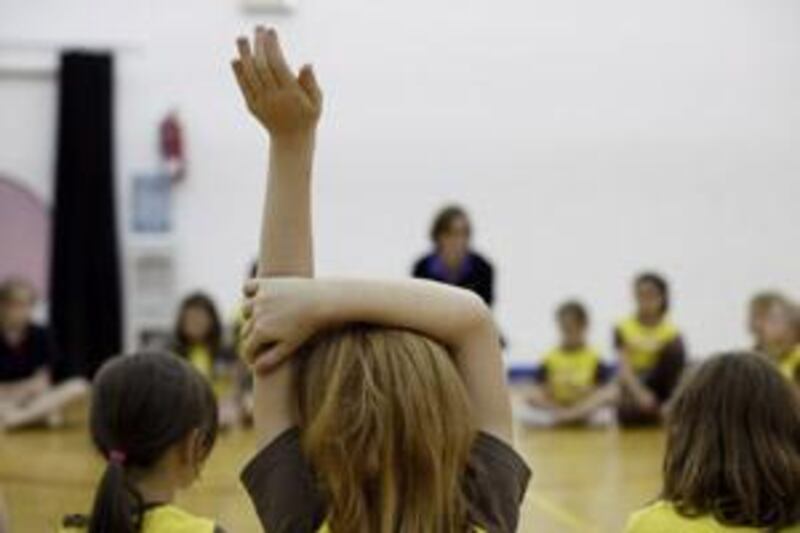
[0,417,663,533]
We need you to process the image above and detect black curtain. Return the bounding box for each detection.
[49,51,122,379]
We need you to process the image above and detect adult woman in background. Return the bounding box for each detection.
[413,206,495,307]
[614,272,686,426]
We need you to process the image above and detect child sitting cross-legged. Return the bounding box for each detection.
[520,301,618,427]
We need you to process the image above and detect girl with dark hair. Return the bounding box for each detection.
[59,352,222,533]
[412,205,495,306]
[614,272,686,426]
[626,352,800,532]
[173,292,224,378]
[173,292,244,427]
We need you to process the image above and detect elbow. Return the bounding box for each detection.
[460,289,498,337]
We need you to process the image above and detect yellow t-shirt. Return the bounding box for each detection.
[540,346,603,405]
[60,504,216,533]
[778,345,800,383]
[186,345,233,397]
[626,501,800,533]
[188,345,214,379]
[617,316,679,373]
[317,523,486,532]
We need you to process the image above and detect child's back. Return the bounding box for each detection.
[625,352,800,532]
[241,325,530,533]
[62,352,221,533]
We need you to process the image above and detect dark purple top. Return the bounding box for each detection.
[413,251,495,306]
[0,324,60,382]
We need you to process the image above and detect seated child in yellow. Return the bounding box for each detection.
[63,353,223,533]
[626,353,800,533]
[616,315,680,375]
[537,346,610,405]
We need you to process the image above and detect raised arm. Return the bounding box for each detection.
[231,27,322,445]
[242,278,514,444]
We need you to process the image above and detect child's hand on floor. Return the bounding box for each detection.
[231,27,322,139]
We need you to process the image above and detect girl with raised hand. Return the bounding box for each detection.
[231,27,530,533]
[625,352,800,532]
[60,352,221,533]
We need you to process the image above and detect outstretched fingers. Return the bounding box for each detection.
[261,26,295,87]
[253,27,279,90]
[298,64,322,107]
[231,60,256,105]
[236,37,265,94]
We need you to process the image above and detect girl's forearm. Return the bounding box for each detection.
[258,133,316,278]
[317,279,495,347]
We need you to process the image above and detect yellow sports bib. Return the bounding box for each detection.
[625,500,800,533]
[779,345,800,383]
[317,522,487,532]
[188,345,213,379]
[542,346,602,405]
[617,317,679,373]
[60,504,216,533]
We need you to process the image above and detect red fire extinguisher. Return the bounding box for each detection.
[160,111,186,182]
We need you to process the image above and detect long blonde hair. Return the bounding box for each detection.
[295,325,476,533]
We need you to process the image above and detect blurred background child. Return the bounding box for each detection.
[748,291,787,352]
[614,272,686,426]
[522,301,617,426]
[755,293,800,385]
[172,292,243,427]
[0,278,87,430]
[625,352,800,532]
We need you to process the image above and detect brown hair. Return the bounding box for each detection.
[295,325,475,533]
[750,291,789,315]
[663,352,800,529]
[556,300,588,327]
[0,277,36,305]
[83,352,218,533]
[173,292,223,358]
[430,205,471,243]
[635,271,670,314]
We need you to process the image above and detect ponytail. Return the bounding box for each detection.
[84,353,219,531]
[87,458,143,533]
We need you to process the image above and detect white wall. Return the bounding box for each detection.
[1,0,798,361]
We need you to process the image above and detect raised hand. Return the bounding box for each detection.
[231,27,322,138]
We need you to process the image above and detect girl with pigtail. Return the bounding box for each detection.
[60,352,221,533]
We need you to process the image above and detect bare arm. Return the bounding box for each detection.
[242,278,514,444]
[231,27,322,447]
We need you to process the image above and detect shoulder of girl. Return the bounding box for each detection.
[143,504,216,533]
[624,501,678,533]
